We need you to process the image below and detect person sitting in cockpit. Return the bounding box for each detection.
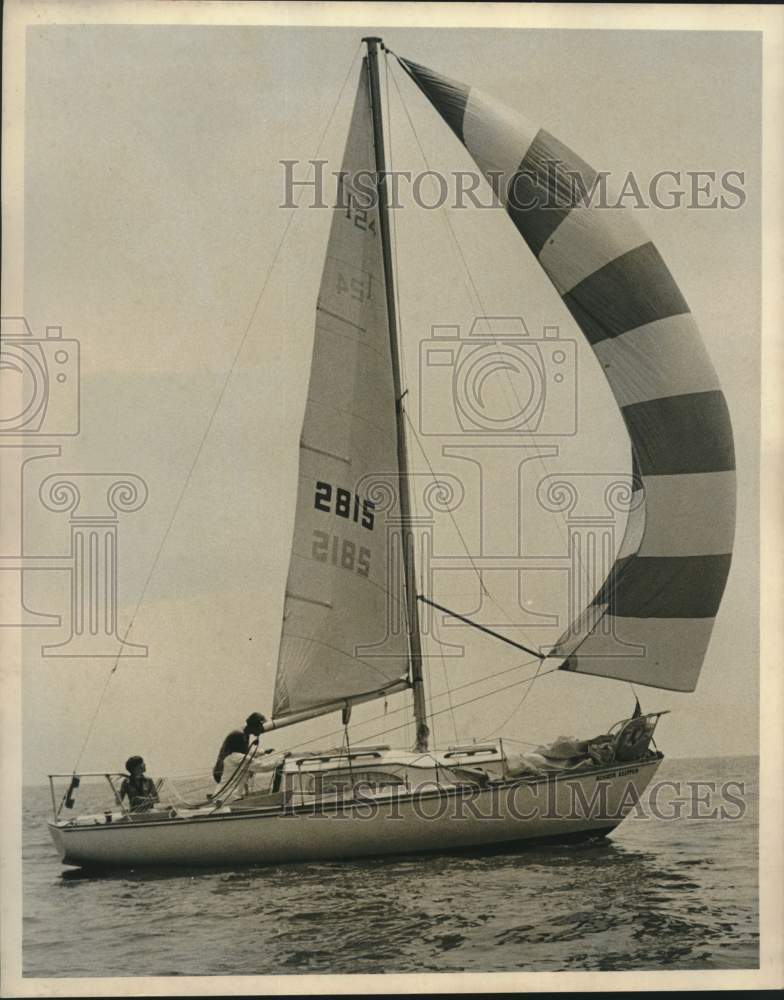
[119,755,159,812]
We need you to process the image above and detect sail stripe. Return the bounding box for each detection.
[560,616,717,692]
[592,554,732,619]
[592,315,720,408]
[622,390,735,476]
[461,89,537,202]
[562,242,690,346]
[506,130,598,256]
[616,490,646,560]
[539,205,650,295]
[400,58,469,142]
[637,471,736,557]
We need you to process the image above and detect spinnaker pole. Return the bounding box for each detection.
[363,36,429,752]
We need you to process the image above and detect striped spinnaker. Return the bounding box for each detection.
[400,56,735,692]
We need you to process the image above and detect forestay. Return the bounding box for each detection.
[274,62,410,719]
[399,56,735,692]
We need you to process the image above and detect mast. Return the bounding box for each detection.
[363,36,429,752]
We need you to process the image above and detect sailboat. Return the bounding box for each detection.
[47,37,735,869]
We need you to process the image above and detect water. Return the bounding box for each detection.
[23,755,758,976]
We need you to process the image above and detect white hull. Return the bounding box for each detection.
[49,756,662,869]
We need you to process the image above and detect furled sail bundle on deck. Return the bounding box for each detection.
[274,62,410,718]
[399,56,735,692]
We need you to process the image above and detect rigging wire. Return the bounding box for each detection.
[385,49,457,749]
[341,722,355,784]
[496,735,551,749]
[353,663,560,746]
[386,57,599,652]
[481,658,543,740]
[382,48,416,751]
[72,44,364,773]
[385,61,552,639]
[403,409,490,595]
[383,58,553,748]
[386,63,493,603]
[383,49,484,746]
[286,652,544,752]
[383,49,460,748]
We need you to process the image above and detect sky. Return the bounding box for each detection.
[15,23,761,784]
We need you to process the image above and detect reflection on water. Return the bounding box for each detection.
[23,756,758,975]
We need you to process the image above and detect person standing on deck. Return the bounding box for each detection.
[212,712,267,783]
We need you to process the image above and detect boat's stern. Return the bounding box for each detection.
[47,821,70,865]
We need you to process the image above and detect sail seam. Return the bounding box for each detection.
[285,591,333,610]
[282,630,408,683]
[316,304,368,333]
[302,397,399,442]
[274,679,410,717]
[299,442,351,465]
[287,550,409,612]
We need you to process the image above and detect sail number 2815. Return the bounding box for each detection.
[314,481,375,531]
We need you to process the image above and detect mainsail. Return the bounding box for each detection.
[399,57,736,693]
[273,62,410,719]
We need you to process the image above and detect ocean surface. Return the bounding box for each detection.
[22,755,758,977]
